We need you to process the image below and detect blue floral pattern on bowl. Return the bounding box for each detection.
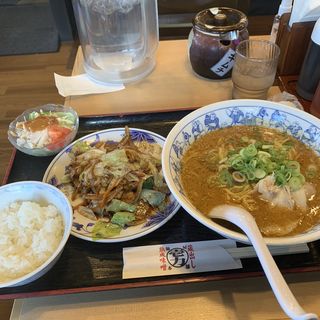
[43,127,180,243]
[162,100,320,246]
[170,105,320,195]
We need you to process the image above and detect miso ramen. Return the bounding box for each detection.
[181,126,320,237]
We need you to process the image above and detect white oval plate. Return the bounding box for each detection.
[43,127,180,243]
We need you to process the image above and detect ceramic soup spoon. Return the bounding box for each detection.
[208,205,318,320]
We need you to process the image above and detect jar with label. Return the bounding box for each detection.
[188,7,249,80]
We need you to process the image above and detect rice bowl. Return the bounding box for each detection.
[0,181,72,288]
[0,201,64,283]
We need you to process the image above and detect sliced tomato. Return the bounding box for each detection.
[46,125,72,150]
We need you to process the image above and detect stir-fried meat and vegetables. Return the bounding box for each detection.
[58,127,169,239]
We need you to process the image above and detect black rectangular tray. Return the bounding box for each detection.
[1,110,320,299]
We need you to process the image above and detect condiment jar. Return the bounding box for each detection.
[188,7,249,80]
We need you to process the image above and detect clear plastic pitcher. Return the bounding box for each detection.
[72,0,159,84]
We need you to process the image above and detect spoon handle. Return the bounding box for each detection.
[210,205,318,320]
[244,222,317,320]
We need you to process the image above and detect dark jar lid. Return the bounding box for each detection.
[193,7,248,35]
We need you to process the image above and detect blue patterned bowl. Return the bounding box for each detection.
[0,181,73,288]
[162,99,320,246]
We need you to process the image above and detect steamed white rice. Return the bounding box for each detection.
[0,201,64,282]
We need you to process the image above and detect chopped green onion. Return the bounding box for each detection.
[291,170,301,177]
[248,159,257,169]
[266,162,277,173]
[257,151,272,159]
[254,168,266,179]
[218,169,234,187]
[287,161,300,172]
[232,171,246,183]
[245,170,256,181]
[285,171,292,181]
[216,135,306,191]
[296,174,306,185]
[275,172,287,186]
[288,176,303,191]
[240,144,257,159]
[231,157,245,170]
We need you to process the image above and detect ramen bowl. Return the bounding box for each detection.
[162,99,320,246]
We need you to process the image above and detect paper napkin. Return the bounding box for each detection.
[54,73,125,97]
[123,239,242,279]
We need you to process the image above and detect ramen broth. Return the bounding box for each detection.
[181,126,320,237]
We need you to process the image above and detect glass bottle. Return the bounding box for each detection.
[188,7,249,80]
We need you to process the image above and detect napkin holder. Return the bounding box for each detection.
[276,13,316,75]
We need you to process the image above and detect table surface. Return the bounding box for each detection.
[9,273,320,320]
[64,37,280,116]
[10,38,320,320]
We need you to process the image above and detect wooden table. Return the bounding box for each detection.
[9,273,320,320]
[64,37,280,116]
[9,39,320,320]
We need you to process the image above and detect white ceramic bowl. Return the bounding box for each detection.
[162,99,320,246]
[0,181,73,288]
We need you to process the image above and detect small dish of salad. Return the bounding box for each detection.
[8,104,79,156]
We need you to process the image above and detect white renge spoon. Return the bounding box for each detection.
[208,205,318,320]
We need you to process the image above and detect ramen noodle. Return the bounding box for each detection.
[181,126,320,237]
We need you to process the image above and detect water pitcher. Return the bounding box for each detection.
[72,0,159,84]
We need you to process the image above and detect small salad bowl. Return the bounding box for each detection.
[8,104,79,157]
